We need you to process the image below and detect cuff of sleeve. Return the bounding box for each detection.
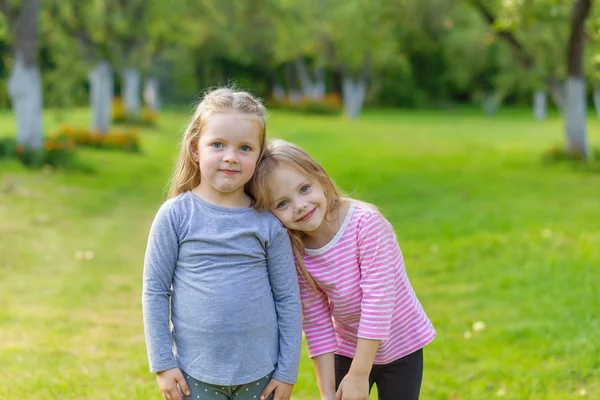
[149,359,179,374]
[356,329,390,341]
[307,343,338,359]
[271,370,298,385]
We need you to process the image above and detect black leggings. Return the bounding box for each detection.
[335,349,423,400]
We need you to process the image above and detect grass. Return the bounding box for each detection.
[1,107,599,399]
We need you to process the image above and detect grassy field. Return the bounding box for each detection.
[1,107,599,399]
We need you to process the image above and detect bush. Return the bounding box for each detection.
[112,98,127,123]
[542,145,600,168]
[52,125,141,153]
[112,98,158,126]
[0,136,75,168]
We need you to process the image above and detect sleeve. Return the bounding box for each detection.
[266,227,303,384]
[141,201,180,373]
[356,213,399,341]
[299,274,338,358]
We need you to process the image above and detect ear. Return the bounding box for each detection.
[189,139,199,162]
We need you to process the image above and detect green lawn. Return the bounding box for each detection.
[1,107,599,399]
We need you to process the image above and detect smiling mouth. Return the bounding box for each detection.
[296,207,316,222]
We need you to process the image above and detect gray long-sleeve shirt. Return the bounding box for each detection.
[142,191,302,386]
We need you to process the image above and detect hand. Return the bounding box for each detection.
[335,372,369,400]
[259,378,294,400]
[156,367,191,400]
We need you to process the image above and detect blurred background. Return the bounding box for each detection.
[0,0,599,399]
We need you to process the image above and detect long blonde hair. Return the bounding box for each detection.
[168,87,267,199]
[251,139,345,290]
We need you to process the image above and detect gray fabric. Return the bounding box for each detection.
[143,191,302,385]
[182,369,274,400]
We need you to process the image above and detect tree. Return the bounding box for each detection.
[107,0,153,117]
[469,0,593,159]
[48,0,116,133]
[0,0,43,149]
[564,0,592,158]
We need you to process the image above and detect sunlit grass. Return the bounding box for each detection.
[1,107,599,399]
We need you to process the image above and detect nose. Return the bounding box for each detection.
[294,200,308,213]
[222,149,238,163]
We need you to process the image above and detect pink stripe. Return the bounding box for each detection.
[301,205,435,364]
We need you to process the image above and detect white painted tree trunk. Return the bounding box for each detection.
[342,77,367,119]
[288,89,303,105]
[482,92,503,115]
[593,88,600,119]
[295,59,325,100]
[312,68,326,99]
[89,60,113,134]
[564,77,588,158]
[122,68,141,116]
[533,91,547,120]
[7,54,43,149]
[143,77,160,111]
[272,83,286,101]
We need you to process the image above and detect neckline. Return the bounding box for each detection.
[305,203,355,256]
[187,191,254,213]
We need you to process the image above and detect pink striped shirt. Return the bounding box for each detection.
[300,203,435,364]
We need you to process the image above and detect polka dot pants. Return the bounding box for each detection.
[182,370,275,400]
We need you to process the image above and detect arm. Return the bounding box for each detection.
[356,213,397,343]
[264,227,303,385]
[348,338,380,376]
[312,352,336,400]
[300,278,338,359]
[336,214,398,400]
[300,274,338,399]
[142,201,180,373]
[143,203,192,399]
[335,339,379,400]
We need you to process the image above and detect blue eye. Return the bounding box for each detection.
[276,200,289,209]
[300,185,311,193]
[212,142,224,148]
[240,145,251,152]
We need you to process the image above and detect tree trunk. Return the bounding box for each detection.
[271,83,286,101]
[341,57,369,119]
[342,76,367,119]
[143,77,160,111]
[295,58,313,97]
[283,62,302,104]
[564,77,588,157]
[5,0,43,149]
[295,58,325,100]
[482,92,503,115]
[8,53,43,149]
[533,91,547,120]
[564,0,591,159]
[122,68,141,116]
[89,60,113,134]
[312,67,326,99]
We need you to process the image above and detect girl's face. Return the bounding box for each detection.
[269,165,328,234]
[193,112,262,202]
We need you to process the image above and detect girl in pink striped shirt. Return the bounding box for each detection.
[251,140,435,400]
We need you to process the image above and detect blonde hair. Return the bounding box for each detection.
[168,87,267,199]
[251,139,345,290]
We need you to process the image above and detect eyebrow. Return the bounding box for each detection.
[207,137,257,146]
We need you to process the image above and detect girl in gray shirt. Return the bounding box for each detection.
[142,88,302,400]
